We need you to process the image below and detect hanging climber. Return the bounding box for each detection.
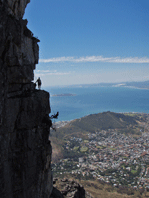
[36,77,42,89]
[50,111,59,119]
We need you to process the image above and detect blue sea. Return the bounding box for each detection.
[45,86,149,121]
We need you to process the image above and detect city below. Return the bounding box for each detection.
[52,112,149,190]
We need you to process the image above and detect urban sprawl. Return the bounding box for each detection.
[52,121,149,190]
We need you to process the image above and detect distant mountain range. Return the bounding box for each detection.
[52,93,76,97]
[68,80,149,89]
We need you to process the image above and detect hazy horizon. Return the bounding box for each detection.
[41,79,149,88]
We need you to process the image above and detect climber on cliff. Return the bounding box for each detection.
[50,111,59,119]
[36,77,41,89]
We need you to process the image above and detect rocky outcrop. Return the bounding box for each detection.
[2,0,30,19]
[0,1,53,198]
[51,178,89,198]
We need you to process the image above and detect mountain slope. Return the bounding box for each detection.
[52,112,139,140]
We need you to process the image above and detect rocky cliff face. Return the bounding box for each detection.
[0,0,53,197]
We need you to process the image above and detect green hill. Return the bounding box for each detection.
[50,111,145,163]
[69,111,137,131]
[51,112,140,140]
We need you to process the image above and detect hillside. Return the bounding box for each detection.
[67,111,137,131]
[50,112,146,162]
[51,111,142,140]
[50,112,149,197]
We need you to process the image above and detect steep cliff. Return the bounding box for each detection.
[0,0,53,197]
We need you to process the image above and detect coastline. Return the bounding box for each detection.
[49,85,149,122]
[112,84,149,90]
[52,93,76,97]
[54,120,71,128]
[122,85,149,90]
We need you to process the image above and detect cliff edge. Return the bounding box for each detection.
[0,0,53,197]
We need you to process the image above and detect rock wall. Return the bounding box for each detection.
[0,1,53,197]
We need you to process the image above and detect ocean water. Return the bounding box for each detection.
[45,86,149,121]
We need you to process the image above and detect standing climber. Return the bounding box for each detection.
[36,77,42,89]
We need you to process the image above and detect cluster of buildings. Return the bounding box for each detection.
[52,118,149,189]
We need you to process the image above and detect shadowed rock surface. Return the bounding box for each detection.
[0,0,53,197]
[0,1,90,198]
[50,178,91,198]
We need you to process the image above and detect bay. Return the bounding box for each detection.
[45,86,149,121]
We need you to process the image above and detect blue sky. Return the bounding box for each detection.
[24,0,149,87]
